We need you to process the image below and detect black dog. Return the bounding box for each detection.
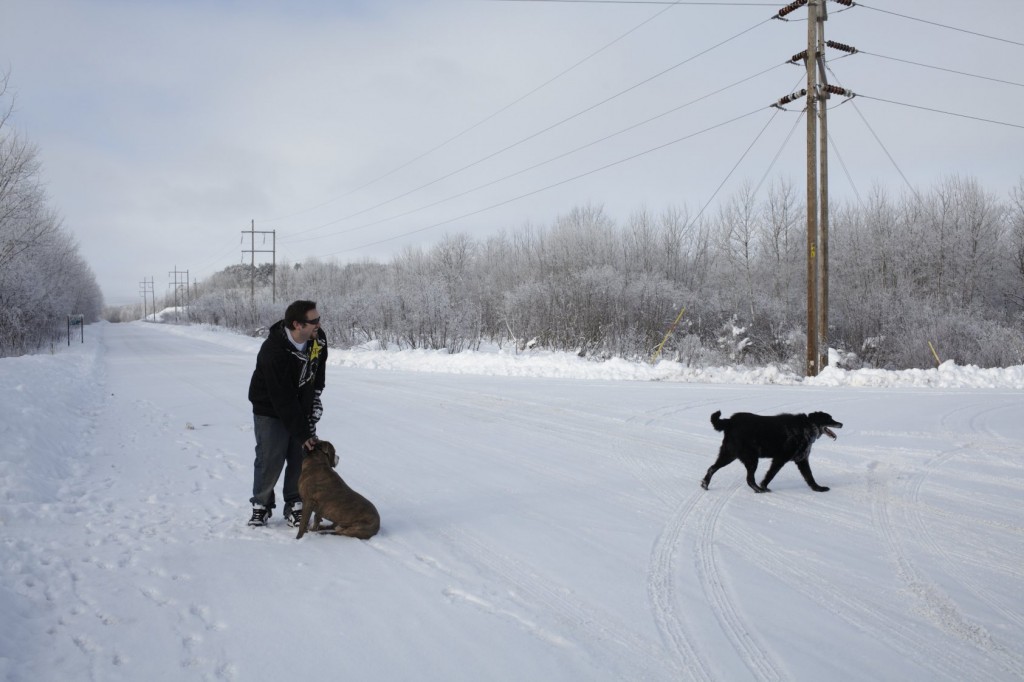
[700,410,842,493]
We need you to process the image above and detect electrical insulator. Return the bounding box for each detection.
[776,89,808,107]
[826,40,858,54]
[777,0,808,19]
[832,0,854,6]
[824,84,851,97]
[790,50,808,64]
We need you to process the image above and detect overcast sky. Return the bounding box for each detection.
[3,0,1022,305]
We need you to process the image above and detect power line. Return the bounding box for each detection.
[824,61,927,209]
[322,106,770,256]
[752,104,805,198]
[689,105,782,228]
[490,1,780,4]
[192,243,243,278]
[860,51,1024,89]
[853,3,1024,48]
[840,93,921,204]
[751,74,807,202]
[858,95,1024,130]
[260,0,702,225]
[282,16,773,242]
[286,62,786,246]
[855,99,927,206]
[688,73,805,225]
[823,38,1022,203]
[826,127,862,205]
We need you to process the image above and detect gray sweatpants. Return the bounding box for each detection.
[250,415,304,510]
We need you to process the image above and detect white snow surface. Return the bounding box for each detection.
[2,320,1023,681]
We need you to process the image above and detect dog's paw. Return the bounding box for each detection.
[700,480,709,490]
[813,486,830,492]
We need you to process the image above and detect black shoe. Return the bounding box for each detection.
[248,504,271,527]
[284,502,303,528]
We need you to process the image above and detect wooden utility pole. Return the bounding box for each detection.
[778,0,855,376]
[139,277,155,321]
[168,267,189,323]
[242,220,277,303]
[139,278,148,321]
[805,0,820,377]
[816,0,831,374]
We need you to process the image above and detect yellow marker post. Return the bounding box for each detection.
[650,306,686,364]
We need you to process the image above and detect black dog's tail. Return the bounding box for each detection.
[710,410,727,431]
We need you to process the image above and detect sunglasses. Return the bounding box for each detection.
[298,317,321,326]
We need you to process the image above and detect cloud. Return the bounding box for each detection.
[3,0,1022,304]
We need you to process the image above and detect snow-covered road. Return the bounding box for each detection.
[2,321,1022,681]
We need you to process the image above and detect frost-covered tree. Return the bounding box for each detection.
[1,73,103,356]
[1009,178,1024,314]
[185,176,1024,370]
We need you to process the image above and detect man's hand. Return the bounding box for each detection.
[303,437,319,451]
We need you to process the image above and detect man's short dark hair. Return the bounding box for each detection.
[284,300,317,330]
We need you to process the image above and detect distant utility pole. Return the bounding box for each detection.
[139,277,155,321]
[242,219,276,304]
[168,266,189,323]
[775,0,854,376]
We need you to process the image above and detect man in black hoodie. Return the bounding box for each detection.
[246,300,328,527]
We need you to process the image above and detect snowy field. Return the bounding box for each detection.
[2,320,1022,681]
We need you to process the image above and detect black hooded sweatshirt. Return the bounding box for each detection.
[248,320,328,442]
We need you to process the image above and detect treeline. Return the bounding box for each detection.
[129,174,1023,372]
[0,75,103,357]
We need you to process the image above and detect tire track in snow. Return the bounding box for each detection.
[448,528,671,676]
[695,488,784,682]
[644,394,856,682]
[647,491,715,682]
[722,518,985,681]
[648,485,784,681]
[883,403,1024,677]
[869,458,1024,679]
[612,407,718,680]
[372,528,677,680]
[901,449,1024,630]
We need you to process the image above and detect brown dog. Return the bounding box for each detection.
[296,440,380,540]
